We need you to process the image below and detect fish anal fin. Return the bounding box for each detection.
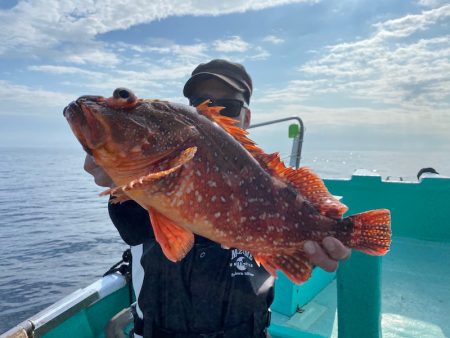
[345,209,391,256]
[100,147,197,197]
[149,208,194,262]
[255,251,313,284]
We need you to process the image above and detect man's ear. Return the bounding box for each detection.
[243,108,251,129]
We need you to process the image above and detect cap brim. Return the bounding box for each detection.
[183,72,247,99]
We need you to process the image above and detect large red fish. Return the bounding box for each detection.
[64,88,391,284]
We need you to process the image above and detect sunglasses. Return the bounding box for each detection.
[190,97,247,118]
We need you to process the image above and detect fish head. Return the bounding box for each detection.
[64,87,199,178]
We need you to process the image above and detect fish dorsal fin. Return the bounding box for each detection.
[100,147,197,197]
[196,102,347,219]
[196,101,264,158]
[257,153,348,219]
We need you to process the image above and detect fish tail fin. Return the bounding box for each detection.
[255,251,312,284]
[345,209,391,255]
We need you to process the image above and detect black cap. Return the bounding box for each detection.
[183,59,253,104]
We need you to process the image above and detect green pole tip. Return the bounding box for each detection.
[288,123,300,138]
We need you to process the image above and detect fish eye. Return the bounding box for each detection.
[113,87,135,101]
[107,87,138,108]
[118,89,130,99]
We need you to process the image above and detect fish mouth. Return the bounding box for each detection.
[63,96,107,153]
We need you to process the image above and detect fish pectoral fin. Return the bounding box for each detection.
[255,251,313,284]
[99,147,197,197]
[149,208,194,262]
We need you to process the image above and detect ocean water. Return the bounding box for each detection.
[0,148,125,333]
[0,146,449,333]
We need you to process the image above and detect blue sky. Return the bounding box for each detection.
[0,0,449,153]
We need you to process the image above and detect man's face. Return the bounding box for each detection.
[188,78,251,129]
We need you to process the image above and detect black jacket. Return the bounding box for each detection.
[109,199,274,338]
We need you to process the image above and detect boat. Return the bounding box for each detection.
[2,117,449,338]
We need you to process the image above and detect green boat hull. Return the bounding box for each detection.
[3,173,450,338]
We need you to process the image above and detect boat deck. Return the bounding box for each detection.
[271,237,450,337]
[381,237,450,338]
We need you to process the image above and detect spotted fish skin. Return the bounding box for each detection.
[64,88,391,284]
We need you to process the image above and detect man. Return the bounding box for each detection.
[84,59,350,338]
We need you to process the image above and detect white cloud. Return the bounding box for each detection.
[0,0,316,60]
[114,41,209,60]
[28,65,103,76]
[262,35,285,44]
[0,80,74,115]
[262,4,450,113]
[213,36,251,53]
[62,47,121,67]
[417,0,448,8]
[253,101,450,128]
[28,63,191,96]
[373,4,450,38]
[247,46,271,60]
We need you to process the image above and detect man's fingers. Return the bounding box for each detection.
[303,241,338,272]
[322,237,351,261]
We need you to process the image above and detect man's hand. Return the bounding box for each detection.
[84,155,114,188]
[304,237,351,272]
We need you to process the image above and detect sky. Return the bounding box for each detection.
[0,0,449,155]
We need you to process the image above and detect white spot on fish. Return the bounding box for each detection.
[220,196,226,203]
[130,145,142,152]
[214,212,221,218]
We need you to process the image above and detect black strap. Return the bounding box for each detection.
[131,304,145,336]
[103,248,133,305]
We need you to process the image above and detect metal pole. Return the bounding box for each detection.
[249,116,305,169]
